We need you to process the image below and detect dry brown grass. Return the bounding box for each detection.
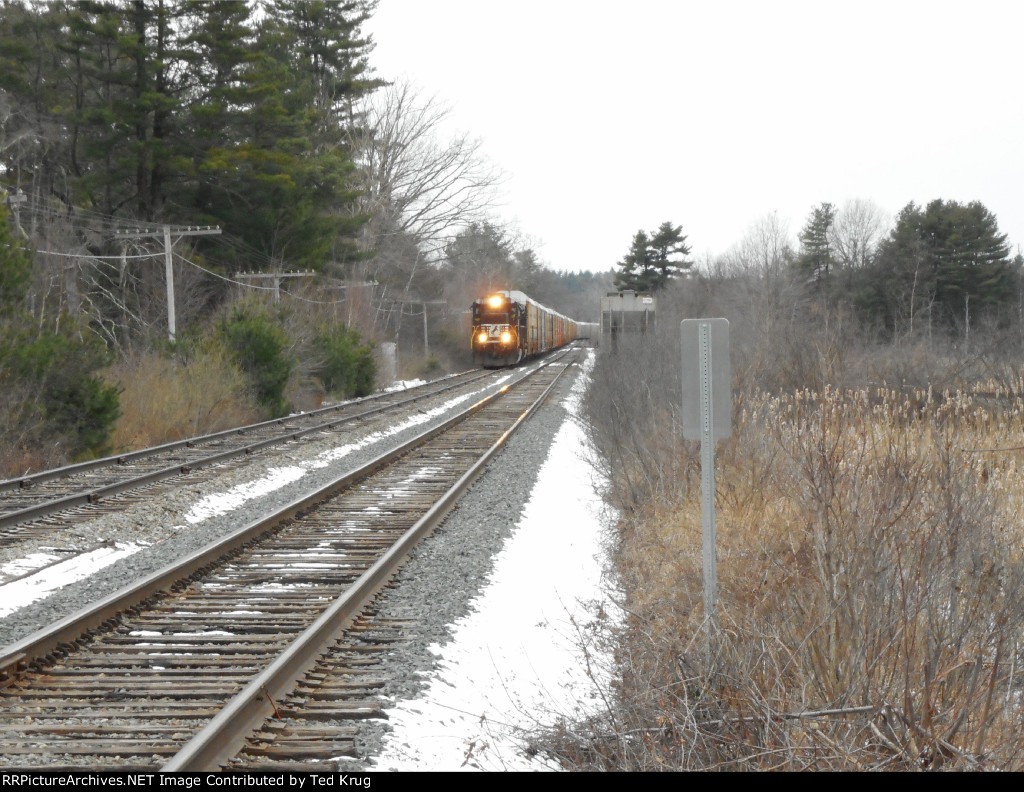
[108,346,258,451]
[556,345,1024,770]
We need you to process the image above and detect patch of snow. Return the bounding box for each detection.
[373,350,618,771]
[0,543,145,618]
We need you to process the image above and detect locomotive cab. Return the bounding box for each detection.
[472,293,524,367]
[471,290,576,368]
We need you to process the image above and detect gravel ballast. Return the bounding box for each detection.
[0,365,534,646]
[0,353,596,747]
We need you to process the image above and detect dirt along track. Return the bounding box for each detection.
[0,348,586,771]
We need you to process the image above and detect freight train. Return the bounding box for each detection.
[470,290,578,367]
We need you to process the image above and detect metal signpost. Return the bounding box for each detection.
[681,319,731,639]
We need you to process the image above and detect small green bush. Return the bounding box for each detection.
[0,205,31,311]
[0,321,121,461]
[219,306,293,417]
[314,325,375,398]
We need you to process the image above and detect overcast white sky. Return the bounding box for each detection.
[364,0,1024,273]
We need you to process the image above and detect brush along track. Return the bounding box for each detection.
[0,353,576,772]
[0,370,493,540]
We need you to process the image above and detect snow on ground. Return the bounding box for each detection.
[385,379,427,391]
[0,373,518,625]
[372,354,619,772]
[180,373,520,524]
[0,542,145,617]
[0,354,619,772]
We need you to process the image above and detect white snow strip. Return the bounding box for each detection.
[183,465,307,524]
[373,351,618,771]
[0,551,64,582]
[181,379,510,524]
[0,543,145,618]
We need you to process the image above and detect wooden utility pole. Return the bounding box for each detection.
[113,224,221,341]
[405,299,447,357]
[233,270,317,303]
[4,190,27,238]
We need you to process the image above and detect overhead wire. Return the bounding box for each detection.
[4,189,428,314]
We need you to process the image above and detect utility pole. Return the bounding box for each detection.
[407,299,447,357]
[4,189,27,238]
[113,224,221,341]
[233,270,317,303]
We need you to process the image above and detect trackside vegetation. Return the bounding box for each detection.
[544,237,1024,770]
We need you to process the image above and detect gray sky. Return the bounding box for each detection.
[365,0,1024,272]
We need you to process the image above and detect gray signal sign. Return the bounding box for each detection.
[681,318,731,441]
[681,318,731,641]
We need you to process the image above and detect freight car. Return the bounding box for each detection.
[471,290,578,367]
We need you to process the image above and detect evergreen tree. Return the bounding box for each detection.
[858,199,1016,336]
[795,202,836,284]
[648,221,692,284]
[0,204,32,312]
[614,221,691,292]
[614,230,655,292]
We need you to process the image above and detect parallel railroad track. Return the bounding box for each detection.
[0,369,495,540]
[0,350,579,772]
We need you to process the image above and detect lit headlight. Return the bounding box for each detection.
[477,332,488,344]
[488,295,504,308]
[500,331,512,344]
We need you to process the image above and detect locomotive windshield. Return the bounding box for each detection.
[474,304,517,323]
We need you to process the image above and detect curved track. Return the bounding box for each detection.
[0,351,579,771]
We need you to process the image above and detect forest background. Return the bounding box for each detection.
[0,0,611,475]
[1,0,1022,480]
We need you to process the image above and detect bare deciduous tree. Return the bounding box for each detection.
[349,81,503,256]
[829,198,889,269]
[728,211,793,279]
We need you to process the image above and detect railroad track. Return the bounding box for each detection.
[0,369,496,540]
[0,351,579,771]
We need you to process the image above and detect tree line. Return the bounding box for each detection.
[0,1,612,474]
[0,0,377,267]
[615,198,1022,340]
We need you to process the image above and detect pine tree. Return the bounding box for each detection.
[613,222,691,292]
[860,199,1015,335]
[614,230,655,292]
[795,202,836,284]
[0,204,32,314]
[648,221,692,284]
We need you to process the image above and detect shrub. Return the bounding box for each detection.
[109,342,258,449]
[219,306,293,416]
[0,320,121,465]
[556,347,1024,770]
[314,325,375,398]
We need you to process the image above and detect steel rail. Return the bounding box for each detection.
[161,357,573,771]
[0,370,492,530]
[0,369,484,494]
[0,371,515,684]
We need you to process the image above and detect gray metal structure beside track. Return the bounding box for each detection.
[0,349,578,771]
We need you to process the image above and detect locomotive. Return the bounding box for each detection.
[470,290,578,367]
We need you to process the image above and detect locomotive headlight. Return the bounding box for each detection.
[500,331,512,344]
[488,295,504,308]
[477,332,488,344]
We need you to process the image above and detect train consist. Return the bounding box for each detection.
[470,290,579,367]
